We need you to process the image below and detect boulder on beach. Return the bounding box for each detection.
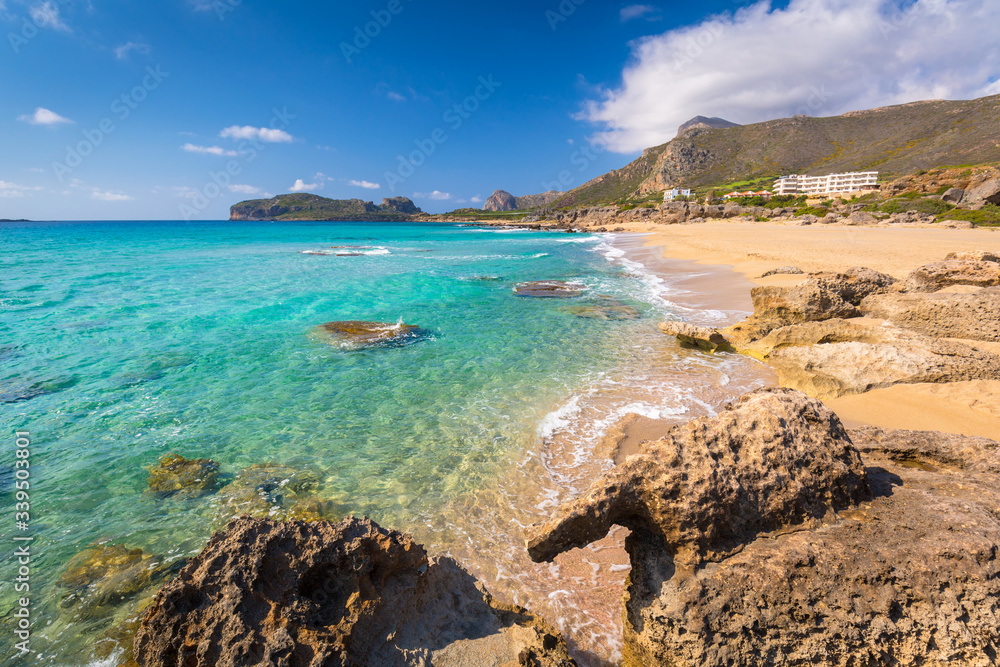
[312,320,424,349]
[526,389,1000,666]
[759,265,804,278]
[147,454,221,498]
[134,516,576,667]
[513,281,587,298]
[659,321,733,353]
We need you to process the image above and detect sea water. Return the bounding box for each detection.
[0,220,767,665]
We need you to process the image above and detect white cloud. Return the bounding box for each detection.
[289,179,319,192]
[583,0,1000,153]
[30,1,69,31]
[228,184,262,195]
[413,190,452,200]
[620,5,656,22]
[91,189,133,202]
[386,91,407,102]
[348,179,380,190]
[114,41,151,60]
[18,107,73,126]
[182,143,238,156]
[220,126,294,143]
[470,195,483,203]
[0,181,42,198]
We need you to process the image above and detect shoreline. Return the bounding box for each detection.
[626,221,1000,439]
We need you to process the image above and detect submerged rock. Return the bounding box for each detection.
[134,516,576,667]
[58,544,174,619]
[147,454,220,498]
[313,320,424,349]
[564,296,641,320]
[527,389,1000,666]
[861,287,1000,342]
[659,321,733,353]
[213,463,335,524]
[513,281,588,298]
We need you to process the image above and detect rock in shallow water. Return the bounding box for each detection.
[134,516,576,667]
[313,320,425,349]
[564,296,641,320]
[147,454,220,498]
[526,388,1000,666]
[513,281,587,298]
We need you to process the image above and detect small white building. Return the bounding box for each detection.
[664,188,693,201]
[774,171,878,196]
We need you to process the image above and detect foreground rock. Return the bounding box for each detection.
[861,287,1000,342]
[513,281,587,298]
[527,388,871,569]
[313,320,424,349]
[135,516,575,667]
[527,389,1000,666]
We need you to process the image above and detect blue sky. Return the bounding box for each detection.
[1,0,998,219]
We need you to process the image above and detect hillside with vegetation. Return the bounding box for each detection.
[551,94,1000,209]
[230,194,422,221]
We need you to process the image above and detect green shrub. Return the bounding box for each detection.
[796,206,831,217]
[880,197,954,215]
[939,204,1000,227]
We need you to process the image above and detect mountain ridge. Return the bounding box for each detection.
[229,194,422,221]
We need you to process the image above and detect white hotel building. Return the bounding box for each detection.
[774,171,879,196]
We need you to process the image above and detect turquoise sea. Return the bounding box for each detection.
[0,221,766,665]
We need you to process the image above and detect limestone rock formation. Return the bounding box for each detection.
[740,319,1000,398]
[903,259,1000,292]
[759,266,803,277]
[861,287,1000,342]
[945,250,1000,263]
[483,189,518,212]
[728,267,896,343]
[526,388,871,569]
[147,454,221,498]
[941,186,965,203]
[659,321,733,353]
[527,390,1000,666]
[135,517,576,667]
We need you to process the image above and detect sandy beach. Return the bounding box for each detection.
[608,220,1000,439]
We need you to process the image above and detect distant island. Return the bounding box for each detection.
[0,218,31,222]
[229,194,422,221]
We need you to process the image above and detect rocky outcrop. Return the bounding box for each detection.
[861,287,1000,342]
[746,319,1000,398]
[946,250,1000,263]
[527,388,871,568]
[312,321,425,350]
[527,390,1000,667]
[676,116,740,136]
[135,517,575,667]
[659,321,732,353]
[759,266,803,277]
[483,189,518,212]
[903,259,1000,292]
[725,267,897,344]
